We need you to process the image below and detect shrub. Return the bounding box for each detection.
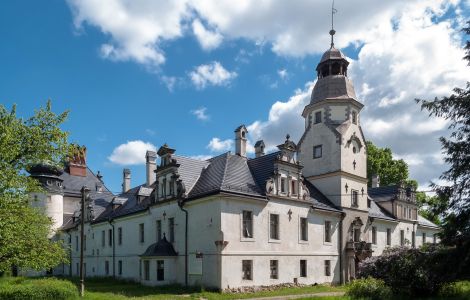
[0,277,78,300]
[358,245,453,297]
[439,281,470,299]
[346,277,392,300]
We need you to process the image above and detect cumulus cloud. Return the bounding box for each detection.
[108,140,157,165]
[192,19,223,50]
[191,107,209,121]
[207,137,233,152]
[189,61,237,89]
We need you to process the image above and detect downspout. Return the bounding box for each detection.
[339,212,345,285]
[108,218,116,278]
[177,199,188,287]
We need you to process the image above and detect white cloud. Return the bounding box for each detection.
[192,19,223,50]
[108,140,156,165]
[277,69,288,81]
[189,61,237,89]
[189,154,212,160]
[207,137,233,152]
[191,107,209,121]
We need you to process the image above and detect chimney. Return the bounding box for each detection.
[146,150,157,186]
[68,144,87,177]
[371,174,380,188]
[234,125,248,158]
[254,140,265,158]
[122,168,131,193]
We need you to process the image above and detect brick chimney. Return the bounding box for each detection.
[68,144,87,177]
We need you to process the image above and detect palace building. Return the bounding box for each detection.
[28,29,439,289]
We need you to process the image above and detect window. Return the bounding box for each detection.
[157,260,164,281]
[324,221,331,243]
[168,218,175,243]
[433,234,437,244]
[387,228,391,246]
[118,227,122,245]
[76,263,79,276]
[105,261,109,276]
[162,178,167,196]
[352,111,357,124]
[108,229,112,246]
[270,214,279,240]
[75,236,78,251]
[242,211,253,238]
[84,263,87,276]
[291,180,297,195]
[422,232,426,244]
[84,235,87,251]
[156,220,162,241]
[400,230,405,246]
[300,260,307,277]
[101,230,105,247]
[270,260,278,279]
[372,226,377,245]
[280,177,286,193]
[313,145,322,158]
[169,178,174,195]
[118,260,122,275]
[143,260,150,280]
[351,190,359,207]
[412,231,416,248]
[139,223,145,243]
[324,260,331,276]
[242,260,252,280]
[354,228,361,242]
[300,217,308,241]
[68,235,72,244]
[314,111,322,124]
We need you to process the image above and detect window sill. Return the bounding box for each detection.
[241,237,256,242]
[299,240,309,244]
[268,239,281,244]
[323,241,333,246]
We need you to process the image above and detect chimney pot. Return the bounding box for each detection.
[234,125,248,158]
[254,140,265,158]
[122,168,131,193]
[146,150,157,186]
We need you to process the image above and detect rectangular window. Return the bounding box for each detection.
[433,234,437,244]
[84,263,86,276]
[422,232,426,244]
[280,177,286,193]
[162,178,167,196]
[314,111,322,124]
[400,230,405,246]
[324,260,331,276]
[75,235,78,251]
[108,229,112,247]
[270,260,278,279]
[118,227,122,245]
[351,190,359,207]
[105,261,109,276]
[354,228,361,242]
[169,179,174,195]
[324,221,331,243]
[352,111,357,124]
[168,218,175,243]
[270,214,279,240]
[101,230,105,247]
[412,231,416,248]
[144,260,150,280]
[156,220,162,242]
[157,260,164,281]
[387,228,391,246]
[242,211,253,238]
[313,145,322,158]
[300,217,308,241]
[84,235,87,251]
[242,260,253,280]
[76,263,79,276]
[300,260,307,277]
[139,223,145,243]
[372,226,377,244]
[118,260,122,275]
[291,180,297,195]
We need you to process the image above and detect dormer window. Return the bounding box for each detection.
[314,111,322,124]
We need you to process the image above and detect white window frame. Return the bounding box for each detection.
[324,220,332,245]
[299,216,308,243]
[269,213,280,243]
[241,210,255,241]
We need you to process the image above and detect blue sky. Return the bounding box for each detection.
[1,0,469,193]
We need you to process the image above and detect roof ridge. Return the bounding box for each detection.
[86,166,112,194]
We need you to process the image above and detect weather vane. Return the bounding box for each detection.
[330,0,337,48]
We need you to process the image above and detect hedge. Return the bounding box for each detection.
[0,277,78,300]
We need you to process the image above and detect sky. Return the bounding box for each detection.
[1,0,469,194]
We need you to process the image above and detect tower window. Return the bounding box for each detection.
[313,145,322,159]
[351,190,359,207]
[352,111,357,124]
[314,111,322,124]
[280,177,286,193]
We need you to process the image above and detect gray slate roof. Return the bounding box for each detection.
[141,236,178,257]
[310,75,357,104]
[319,47,347,64]
[418,215,439,229]
[368,186,399,202]
[368,198,396,221]
[60,167,110,196]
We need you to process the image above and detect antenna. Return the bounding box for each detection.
[329,0,337,48]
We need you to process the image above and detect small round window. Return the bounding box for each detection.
[46,180,52,186]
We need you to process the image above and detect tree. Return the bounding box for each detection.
[0,101,69,272]
[366,141,409,187]
[417,21,470,248]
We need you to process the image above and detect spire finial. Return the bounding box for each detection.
[329,0,337,48]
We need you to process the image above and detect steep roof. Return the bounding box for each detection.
[418,215,439,229]
[60,167,111,196]
[368,186,399,202]
[368,198,396,221]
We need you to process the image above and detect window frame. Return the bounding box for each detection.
[108,229,113,247]
[352,111,357,124]
[269,213,280,241]
[313,145,322,159]
[168,218,175,243]
[314,111,322,124]
[143,260,150,281]
[300,217,308,242]
[242,260,253,280]
[371,226,377,245]
[139,223,145,243]
[157,260,164,281]
[400,229,405,246]
[386,228,391,246]
[324,260,331,276]
[156,220,162,242]
[270,260,278,279]
[118,260,122,276]
[118,227,122,245]
[351,189,359,207]
[300,260,307,277]
[242,210,254,239]
[324,220,332,243]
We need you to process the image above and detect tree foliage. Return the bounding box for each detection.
[366,141,409,187]
[0,101,69,272]
[417,21,470,246]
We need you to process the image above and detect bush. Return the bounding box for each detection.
[346,277,392,300]
[0,277,78,300]
[358,245,453,297]
[439,281,470,299]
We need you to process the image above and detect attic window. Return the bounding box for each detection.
[314,111,322,124]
